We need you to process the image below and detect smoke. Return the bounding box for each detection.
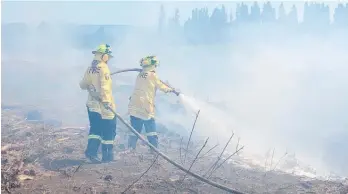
[2,2,348,178]
[113,28,348,177]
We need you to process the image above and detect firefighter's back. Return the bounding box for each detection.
[82,60,115,118]
[128,70,157,120]
[83,61,102,114]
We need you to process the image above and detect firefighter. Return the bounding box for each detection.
[79,44,117,163]
[128,55,180,150]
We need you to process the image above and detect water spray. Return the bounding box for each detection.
[110,68,203,116]
[111,69,233,140]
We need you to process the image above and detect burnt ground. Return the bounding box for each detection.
[1,107,348,194]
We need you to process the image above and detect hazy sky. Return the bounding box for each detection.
[1,1,332,26]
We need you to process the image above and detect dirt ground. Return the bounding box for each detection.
[1,106,348,194]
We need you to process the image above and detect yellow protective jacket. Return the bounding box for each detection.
[128,69,173,120]
[79,58,116,120]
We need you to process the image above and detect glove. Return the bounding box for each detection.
[102,102,112,110]
[88,85,96,91]
[88,85,99,98]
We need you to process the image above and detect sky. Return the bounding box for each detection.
[0,1,324,26]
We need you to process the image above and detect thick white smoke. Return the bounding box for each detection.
[2,1,348,178]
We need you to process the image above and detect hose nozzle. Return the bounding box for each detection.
[173,90,180,96]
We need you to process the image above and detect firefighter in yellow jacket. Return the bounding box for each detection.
[79,44,116,163]
[128,55,180,150]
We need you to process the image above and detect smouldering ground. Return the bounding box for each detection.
[1,107,347,194]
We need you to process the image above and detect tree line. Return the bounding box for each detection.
[158,2,348,44]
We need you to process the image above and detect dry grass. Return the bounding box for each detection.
[1,107,347,194]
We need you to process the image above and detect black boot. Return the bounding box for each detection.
[102,144,114,163]
[107,144,114,161]
[102,144,108,162]
[128,135,138,150]
[85,139,101,163]
[147,135,158,148]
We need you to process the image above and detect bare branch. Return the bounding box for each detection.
[204,132,234,177]
[264,148,271,171]
[236,137,240,151]
[270,148,275,170]
[179,137,184,164]
[121,154,159,194]
[183,110,200,165]
[181,138,209,182]
[208,146,245,178]
[72,164,83,176]
[90,94,245,194]
[198,144,219,160]
[272,151,288,171]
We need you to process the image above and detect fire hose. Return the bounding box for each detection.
[93,68,244,193]
[110,68,142,76]
[111,68,180,96]
[93,98,243,193]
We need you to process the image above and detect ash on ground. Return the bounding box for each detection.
[1,107,347,194]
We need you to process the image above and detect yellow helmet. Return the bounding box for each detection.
[92,44,113,57]
[140,55,159,68]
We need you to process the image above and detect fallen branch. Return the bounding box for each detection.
[121,154,159,194]
[183,110,200,165]
[118,113,244,193]
[90,92,245,194]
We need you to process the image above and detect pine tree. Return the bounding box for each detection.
[168,8,181,35]
[261,2,276,23]
[174,8,180,27]
[250,1,261,23]
[278,3,286,23]
[158,5,166,34]
[287,5,298,24]
[229,8,234,24]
